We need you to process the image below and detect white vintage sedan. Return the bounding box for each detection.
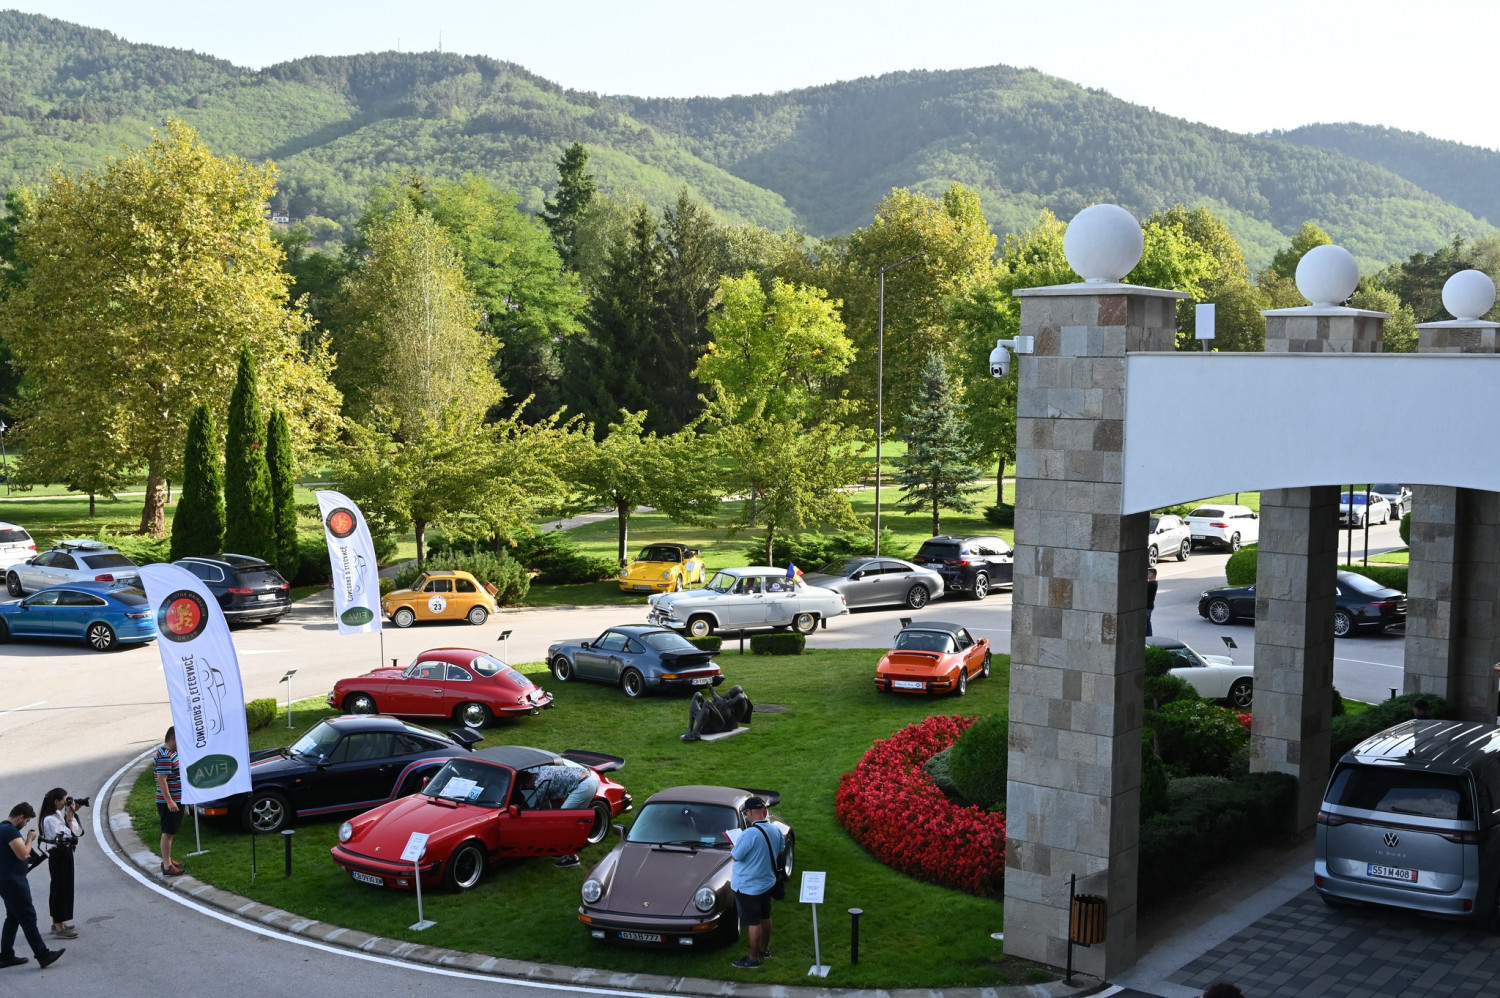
[646,566,848,638]
[1147,636,1254,709]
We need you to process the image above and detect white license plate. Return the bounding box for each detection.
[691,676,713,685]
[893,680,925,690]
[257,593,279,601]
[632,585,653,591]
[1368,864,1418,883]
[350,871,384,886]
[618,931,663,943]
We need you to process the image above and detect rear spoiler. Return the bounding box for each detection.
[740,788,782,808]
[563,748,626,773]
[447,728,484,751]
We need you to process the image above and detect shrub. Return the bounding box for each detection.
[96,530,172,567]
[684,636,722,652]
[1338,563,1409,592]
[1222,542,1409,592]
[1145,673,1200,710]
[244,698,277,731]
[292,535,333,587]
[922,746,958,797]
[1331,687,1346,716]
[1329,693,1456,763]
[1140,733,1171,820]
[393,550,530,605]
[1143,644,1175,678]
[1225,543,1258,585]
[1166,775,1230,808]
[948,714,1008,810]
[1150,700,1248,777]
[749,633,805,655]
[1400,511,1411,545]
[510,531,617,585]
[378,578,396,597]
[370,530,399,565]
[983,504,1014,528]
[741,527,900,568]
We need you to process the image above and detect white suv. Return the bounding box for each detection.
[1185,504,1260,553]
[0,522,35,565]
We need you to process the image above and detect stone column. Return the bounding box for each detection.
[1404,320,1500,720]
[1255,306,1386,833]
[1003,284,1182,978]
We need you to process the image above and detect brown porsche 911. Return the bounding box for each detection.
[578,785,794,948]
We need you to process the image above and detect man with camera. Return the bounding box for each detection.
[1,802,66,969]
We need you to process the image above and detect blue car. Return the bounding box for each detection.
[547,625,724,699]
[0,581,157,651]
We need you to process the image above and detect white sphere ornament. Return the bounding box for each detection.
[1442,269,1496,321]
[1064,204,1143,282]
[1294,244,1360,306]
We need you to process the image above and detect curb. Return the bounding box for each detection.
[102,754,1102,998]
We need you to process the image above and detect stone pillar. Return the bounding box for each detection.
[1254,306,1386,833]
[1003,284,1182,978]
[1404,320,1500,720]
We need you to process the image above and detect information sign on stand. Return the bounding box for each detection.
[403,832,435,930]
[801,870,830,977]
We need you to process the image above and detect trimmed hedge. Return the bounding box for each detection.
[245,698,277,731]
[684,636,722,652]
[1138,771,1298,905]
[749,633,806,655]
[983,504,1014,528]
[922,745,958,797]
[1329,692,1457,763]
[1224,542,1410,591]
[948,714,1008,810]
[739,527,900,569]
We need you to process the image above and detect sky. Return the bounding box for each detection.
[13,0,1500,151]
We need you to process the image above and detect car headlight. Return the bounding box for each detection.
[694,886,716,912]
[582,879,603,904]
[338,821,354,843]
[661,571,672,580]
[619,569,628,578]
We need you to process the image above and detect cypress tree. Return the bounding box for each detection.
[224,345,276,562]
[265,407,300,580]
[168,404,224,559]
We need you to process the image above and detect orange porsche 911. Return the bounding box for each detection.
[873,621,991,696]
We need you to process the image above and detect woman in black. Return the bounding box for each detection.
[37,788,82,939]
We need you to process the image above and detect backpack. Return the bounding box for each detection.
[754,824,787,900]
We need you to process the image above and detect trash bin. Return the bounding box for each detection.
[1069,893,1107,945]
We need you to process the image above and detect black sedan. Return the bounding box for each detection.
[197,715,480,833]
[548,625,724,699]
[1198,570,1406,638]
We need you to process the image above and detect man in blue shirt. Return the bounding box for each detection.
[1,802,65,970]
[729,795,784,970]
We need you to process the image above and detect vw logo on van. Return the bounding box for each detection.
[1384,832,1400,847]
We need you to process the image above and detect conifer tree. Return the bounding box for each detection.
[168,404,224,559]
[224,345,276,562]
[895,353,984,536]
[542,142,596,271]
[265,407,300,579]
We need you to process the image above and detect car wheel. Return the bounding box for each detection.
[550,656,573,682]
[343,692,378,715]
[620,669,645,699]
[670,575,683,593]
[1228,533,1241,553]
[1147,545,1159,567]
[792,612,817,635]
[687,615,714,639]
[1206,598,1234,625]
[971,573,990,601]
[1228,678,1254,710]
[904,584,930,610]
[392,607,416,628]
[980,650,992,679]
[1333,609,1355,638]
[586,801,612,845]
[443,841,486,893]
[87,622,117,652]
[781,833,796,880]
[955,667,968,697]
[1178,539,1191,561]
[466,606,488,626]
[455,701,492,729]
[6,572,21,597]
[242,790,290,834]
[263,615,285,625]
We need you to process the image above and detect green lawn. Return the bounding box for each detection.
[127,649,1047,988]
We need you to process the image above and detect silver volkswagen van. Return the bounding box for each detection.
[1316,720,1500,919]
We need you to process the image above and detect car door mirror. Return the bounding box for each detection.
[850,570,862,580]
[507,804,521,818]
[580,641,591,650]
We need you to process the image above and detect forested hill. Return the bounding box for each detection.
[0,10,1493,270]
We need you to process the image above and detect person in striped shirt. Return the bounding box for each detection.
[153,727,184,876]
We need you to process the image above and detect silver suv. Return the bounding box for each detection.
[1148,514,1191,565]
[1316,719,1500,920]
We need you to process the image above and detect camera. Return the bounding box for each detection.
[66,796,90,809]
[988,336,1034,379]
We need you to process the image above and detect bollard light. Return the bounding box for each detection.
[282,828,295,877]
[848,908,863,964]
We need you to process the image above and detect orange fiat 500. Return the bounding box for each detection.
[382,570,498,628]
[874,621,991,697]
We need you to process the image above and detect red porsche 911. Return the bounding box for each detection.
[873,620,991,696]
[331,745,631,892]
[328,648,553,729]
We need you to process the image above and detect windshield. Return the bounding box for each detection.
[815,558,865,577]
[112,587,149,606]
[1187,508,1222,519]
[626,801,739,846]
[640,629,699,653]
[1371,484,1401,494]
[702,571,736,593]
[289,721,342,760]
[80,552,135,569]
[1339,493,1370,506]
[1339,572,1389,596]
[1326,764,1470,820]
[637,545,683,562]
[894,630,956,653]
[468,654,509,678]
[422,758,513,807]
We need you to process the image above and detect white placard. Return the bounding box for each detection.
[401,831,430,863]
[799,870,826,904]
[1194,302,1215,340]
[439,777,477,800]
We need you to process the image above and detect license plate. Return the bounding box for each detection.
[691,676,713,685]
[632,585,653,591]
[1368,864,1418,883]
[893,680,925,690]
[257,593,279,601]
[618,931,663,943]
[350,871,384,886]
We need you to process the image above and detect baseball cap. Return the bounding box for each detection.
[743,795,767,811]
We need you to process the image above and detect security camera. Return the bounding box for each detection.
[988,336,1033,378]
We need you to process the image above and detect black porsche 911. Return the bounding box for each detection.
[1198,569,1406,638]
[197,715,480,833]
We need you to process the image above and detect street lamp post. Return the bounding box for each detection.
[0,420,9,496]
[874,252,925,556]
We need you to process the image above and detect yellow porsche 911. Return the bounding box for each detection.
[617,543,705,594]
[382,570,498,627]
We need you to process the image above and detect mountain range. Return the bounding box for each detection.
[0,10,1493,271]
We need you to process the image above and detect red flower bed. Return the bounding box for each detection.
[835,715,1006,894]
